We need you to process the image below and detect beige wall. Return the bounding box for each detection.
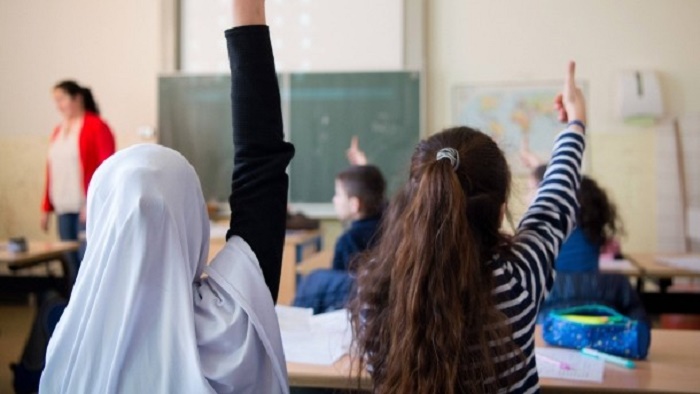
[2,0,699,254]
[0,0,161,240]
[427,0,700,253]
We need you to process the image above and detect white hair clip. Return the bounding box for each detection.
[436,147,460,171]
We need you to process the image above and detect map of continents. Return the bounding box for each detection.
[453,83,564,174]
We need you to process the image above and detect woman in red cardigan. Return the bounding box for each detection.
[41,80,115,266]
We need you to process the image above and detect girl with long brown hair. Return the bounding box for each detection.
[349,62,587,393]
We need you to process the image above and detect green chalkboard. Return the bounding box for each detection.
[288,72,420,203]
[158,75,233,201]
[158,72,420,204]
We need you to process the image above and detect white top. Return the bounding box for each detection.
[40,144,289,394]
[48,120,84,214]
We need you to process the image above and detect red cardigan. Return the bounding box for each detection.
[42,112,116,213]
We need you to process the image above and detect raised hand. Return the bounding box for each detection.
[554,61,586,128]
[347,136,368,166]
[233,0,266,27]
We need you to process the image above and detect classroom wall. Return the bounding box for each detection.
[2,0,699,255]
[0,0,161,240]
[181,0,404,73]
[427,0,700,253]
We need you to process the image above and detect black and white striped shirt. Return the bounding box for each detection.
[491,128,585,393]
[359,128,585,393]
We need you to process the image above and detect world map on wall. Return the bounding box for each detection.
[453,83,575,174]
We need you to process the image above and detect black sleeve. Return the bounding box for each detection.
[225,26,295,303]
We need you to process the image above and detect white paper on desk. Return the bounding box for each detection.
[311,309,352,333]
[276,307,352,365]
[279,329,350,365]
[275,305,313,332]
[599,258,636,271]
[658,257,700,272]
[536,348,604,382]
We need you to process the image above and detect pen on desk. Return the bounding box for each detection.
[537,354,572,370]
[581,347,636,369]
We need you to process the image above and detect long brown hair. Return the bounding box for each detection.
[349,127,523,394]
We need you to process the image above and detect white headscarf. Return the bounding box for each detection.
[40,144,288,393]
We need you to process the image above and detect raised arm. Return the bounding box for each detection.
[225,0,295,303]
[347,136,368,166]
[509,62,587,304]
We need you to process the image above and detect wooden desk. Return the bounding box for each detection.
[599,258,644,276]
[0,242,79,269]
[0,241,79,297]
[296,249,333,277]
[625,254,700,314]
[538,328,700,393]
[287,327,700,393]
[208,230,323,306]
[280,231,323,305]
[628,254,700,279]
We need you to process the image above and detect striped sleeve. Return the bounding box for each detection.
[509,129,585,306]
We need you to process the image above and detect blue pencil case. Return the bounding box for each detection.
[542,304,651,360]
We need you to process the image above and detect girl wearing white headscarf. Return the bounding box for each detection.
[40,1,295,392]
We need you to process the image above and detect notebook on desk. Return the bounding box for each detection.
[536,348,605,382]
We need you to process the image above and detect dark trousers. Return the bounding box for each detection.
[56,213,85,282]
